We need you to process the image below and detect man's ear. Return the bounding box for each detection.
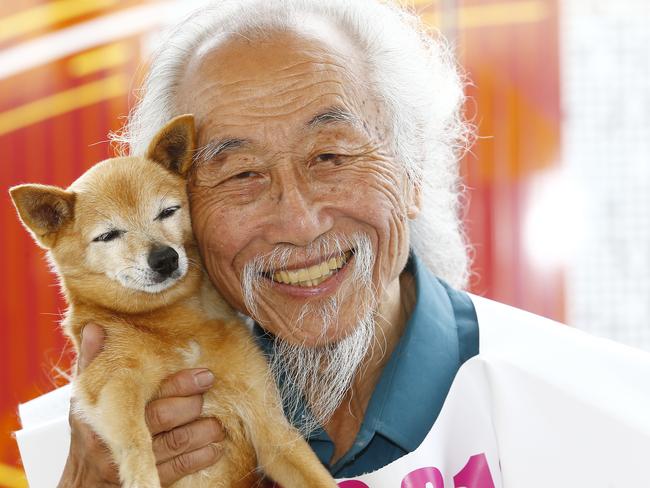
[146,114,196,177]
[406,182,422,220]
[9,184,75,249]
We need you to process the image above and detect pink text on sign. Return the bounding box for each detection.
[336,452,495,488]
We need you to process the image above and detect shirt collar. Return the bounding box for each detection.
[365,253,460,451]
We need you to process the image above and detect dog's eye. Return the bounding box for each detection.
[93,229,124,242]
[156,205,181,221]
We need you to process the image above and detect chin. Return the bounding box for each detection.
[269,314,360,348]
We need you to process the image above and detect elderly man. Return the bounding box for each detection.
[56,0,478,485]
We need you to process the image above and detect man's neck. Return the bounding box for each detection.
[323,269,417,464]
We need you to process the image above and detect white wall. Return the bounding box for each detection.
[561,0,650,350]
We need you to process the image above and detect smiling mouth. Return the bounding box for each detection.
[266,250,353,287]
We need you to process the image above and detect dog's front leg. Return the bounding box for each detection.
[251,416,336,488]
[75,373,160,488]
[244,386,336,488]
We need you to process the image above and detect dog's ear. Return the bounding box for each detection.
[146,114,196,177]
[9,184,75,249]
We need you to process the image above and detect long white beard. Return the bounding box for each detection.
[241,232,376,434]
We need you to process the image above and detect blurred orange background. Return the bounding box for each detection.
[0,0,560,485]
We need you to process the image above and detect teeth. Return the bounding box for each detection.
[319,262,329,276]
[308,265,320,280]
[287,269,298,283]
[298,268,309,282]
[272,252,351,287]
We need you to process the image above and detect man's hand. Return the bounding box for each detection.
[57,323,225,487]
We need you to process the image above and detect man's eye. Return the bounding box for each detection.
[315,153,343,165]
[233,171,258,180]
[156,205,180,220]
[93,229,124,242]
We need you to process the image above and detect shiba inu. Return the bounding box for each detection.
[9,115,336,488]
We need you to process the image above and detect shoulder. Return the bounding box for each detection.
[406,254,480,364]
[467,293,577,356]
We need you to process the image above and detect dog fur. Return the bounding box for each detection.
[9,115,336,488]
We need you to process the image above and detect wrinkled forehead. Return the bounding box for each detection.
[176,20,376,144]
[186,17,364,87]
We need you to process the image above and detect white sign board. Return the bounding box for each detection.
[16,295,650,487]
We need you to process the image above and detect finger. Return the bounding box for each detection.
[146,395,204,435]
[78,323,106,373]
[93,451,121,485]
[153,417,225,464]
[69,411,121,485]
[158,444,222,487]
[153,369,215,399]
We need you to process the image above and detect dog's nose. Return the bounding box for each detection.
[148,245,179,278]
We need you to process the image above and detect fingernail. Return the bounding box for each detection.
[194,369,214,388]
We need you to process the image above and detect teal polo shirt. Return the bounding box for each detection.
[254,254,479,477]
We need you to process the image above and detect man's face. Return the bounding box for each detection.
[178,23,419,347]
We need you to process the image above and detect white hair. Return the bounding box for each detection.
[111,0,472,287]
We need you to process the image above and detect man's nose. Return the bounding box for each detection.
[267,180,333,247]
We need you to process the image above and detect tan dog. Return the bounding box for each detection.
[9,115,336,488]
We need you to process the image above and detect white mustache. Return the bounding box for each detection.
[241,232,374,322]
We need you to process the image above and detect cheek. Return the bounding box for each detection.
[325,159,410,231]
[322,161,411,277]
[189,186,255,300]
[191,189,241,257]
